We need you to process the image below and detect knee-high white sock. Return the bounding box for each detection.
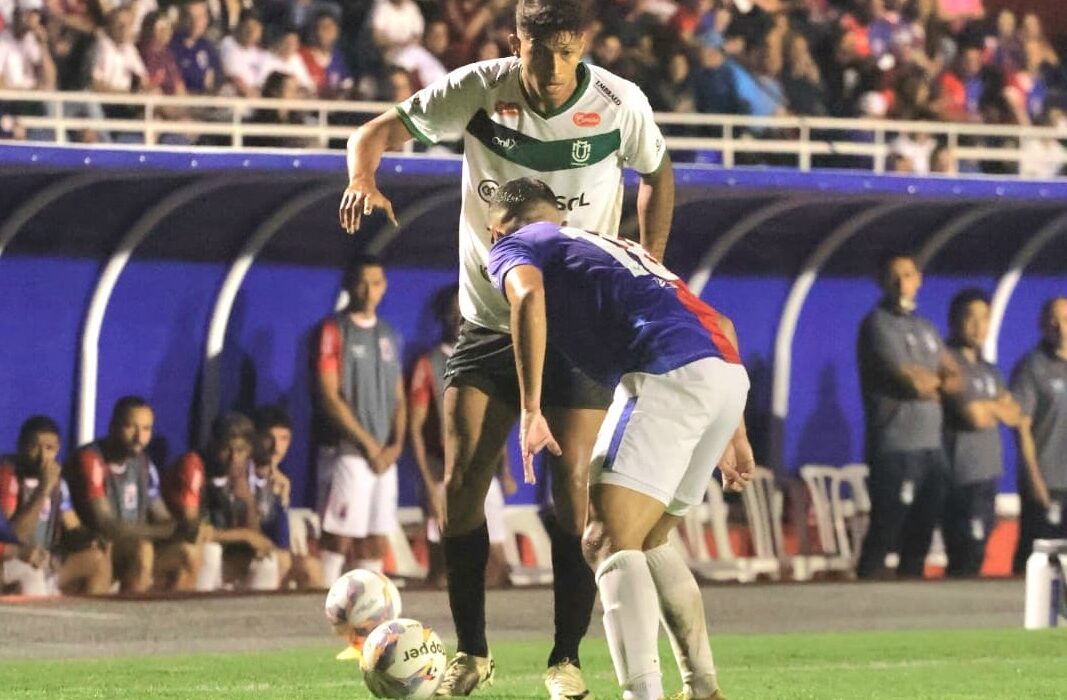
[645,542,718,698]
[354,558,383,573]
[596,550,664,700]
[321,550,346,587]
[196,542,223,592]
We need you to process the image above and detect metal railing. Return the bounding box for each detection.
[2,88,1065,174]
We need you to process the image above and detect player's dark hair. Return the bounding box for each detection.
[948,288,990,336]
[342,253,384,290]
[251,437,274,468]
[17,415,60,451]
[210,412,255,448]
[516,0,591,41]
[110,395,151,428]
[875,249,917,283]
[489,177,558,225]
[253,404,292,433]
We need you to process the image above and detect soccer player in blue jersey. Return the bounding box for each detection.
[487,178,752,700]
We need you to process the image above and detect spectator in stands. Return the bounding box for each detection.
[1011,297,1067,574]
[69,396,200,593]
[381,64,413,102]
[368,0,444,89]
[941,289,1022,577]
[243,70,310,148]
[441,0,510,69]
[313,255,405,587]
[592,32,622,71]
[1005,39,1050,125]
[170,0,221,95]
[408,286,516,589]
[992,9,1022,73]
[694,44,742,115]
[252,404,323,589]
[0,1,56,92]
[202,0,248,41]
[1,416,110,595]
[781,32,826,116]
[219,10,269,97]
[930,144,957,174]
[264,25,314,94]
[856,252,961,579]
[890,131,937,174]
[165,413,281,590]
[138,10,184,96]
[650,50,695,113]
[936,45,984,122]
[43,0,97,91]
[90,7,146,94]
[299,11,352,98]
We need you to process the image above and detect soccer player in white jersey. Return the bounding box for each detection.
[338,0,674,696]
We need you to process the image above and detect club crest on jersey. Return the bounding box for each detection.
[477,179,499,203]
[573,112,600,127]
[494,101,521,116]
[571,139,592,165]
[379,337,396,363]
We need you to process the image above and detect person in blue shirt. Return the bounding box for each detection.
[487,177,753,700]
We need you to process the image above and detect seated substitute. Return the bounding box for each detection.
[164,413,280,590]
[1,416,110,595]
[69,396,200,593]
[487,177,752,700]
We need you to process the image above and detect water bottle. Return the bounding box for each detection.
[1024,539,1067,629]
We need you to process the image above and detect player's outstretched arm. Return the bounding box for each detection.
[339,110,414,233]
[504,265,561,483]
[637,153,675,261]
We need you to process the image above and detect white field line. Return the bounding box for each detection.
[0,606,125,621]
[728,655,1058,673]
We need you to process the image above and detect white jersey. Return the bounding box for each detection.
[397,58,666,332]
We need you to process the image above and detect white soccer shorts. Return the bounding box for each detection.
[426,476,507,544]
[589,356,750,515]
[317,446,399,538]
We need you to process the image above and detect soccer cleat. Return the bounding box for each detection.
[335,645,361,661]
[544,659,591,700]
[662,690,728,700]
[435,652,495,696]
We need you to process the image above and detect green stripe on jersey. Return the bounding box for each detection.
[395,105,434,147]
[465,109,621,172]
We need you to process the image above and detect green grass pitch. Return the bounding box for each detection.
[3,628,1065,699]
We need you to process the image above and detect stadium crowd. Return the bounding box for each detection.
[0,0,1065,173]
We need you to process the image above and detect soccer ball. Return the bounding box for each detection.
[360,618,447,699]
[324,569,402,650]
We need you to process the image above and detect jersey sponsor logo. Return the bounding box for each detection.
[379,337,397,363]
[555,193,591,211]
[494,101,521,116]
[123,482,138,511]
[571,139,592,165]
[477,179,499,203]
[573,112,601,127]
[594,79,622,106]
[1052,378,1066,394]
[352,345,368,359]
[492,136,517,150]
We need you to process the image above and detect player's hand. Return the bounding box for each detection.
[249,532,274,558]
[271,468,292,508]
[427,480,446,528]
[719,430,755,493]
[18,545,48,568]
[519,409,561,485]
[39,457,61,492]
[339,179,397,234]
[501,471,518,497]
[371,444,401,474]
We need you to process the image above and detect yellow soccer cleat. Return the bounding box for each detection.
[335,645,361,661]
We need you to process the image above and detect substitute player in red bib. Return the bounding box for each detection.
[339,0,673,694]
[488,178,751,700]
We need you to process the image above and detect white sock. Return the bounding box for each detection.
[355,558,383,573]
[645,542,718,698]
[196,542,223,592]
[247,553,280,590]
[321,550,346,586]
[596,550,664,700]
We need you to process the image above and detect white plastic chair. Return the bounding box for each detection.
[840,463,871,567]
[502,505,554,586]
[798,465,858,578]
[678,482,750,582]
[739,467,784,581]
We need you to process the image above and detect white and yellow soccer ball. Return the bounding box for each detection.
[360,618,447,699]
[324,569,402,650]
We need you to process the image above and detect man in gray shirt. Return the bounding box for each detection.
[856,252,962,578]
[313,255,406,586]
[941,289,1021,577]
[1011,296,1067,573]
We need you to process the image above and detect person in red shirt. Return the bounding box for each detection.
[1,416,110,595]
[69,396,200,593]
[164,413,280,590]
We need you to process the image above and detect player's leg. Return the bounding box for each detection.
[942,481,969,577]
[857,452,910,579]
[222,544,255,586]
[436,383,517,695]
[642,359,747,700]
[898,450,949,578]
[153,539,200,591]
[120,538,154,593]
[321,450,373,584]
[362,463,399,574]
[57,544,112,595]
[317,446,349,586]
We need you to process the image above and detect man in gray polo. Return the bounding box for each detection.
[856,252,962,579]
[1011,296,1067,573]
[941,289,1022,577]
